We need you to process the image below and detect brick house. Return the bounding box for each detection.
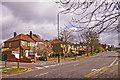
[49,38,73,55]
[2,31,43,62]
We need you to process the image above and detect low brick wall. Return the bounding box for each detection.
[7,54,33,63]
[19,57,32,63]
[29,55,36,63]
[46,57,61,61]
[7,54,18,62]
[81,53,91,56]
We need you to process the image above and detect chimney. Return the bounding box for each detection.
[30,31,32,37]
[14,32,17,37]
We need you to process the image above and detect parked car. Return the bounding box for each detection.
[116,49,120,53]
[39,56,47,61]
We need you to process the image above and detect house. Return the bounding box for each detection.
[2,31,43,62]
[49,38,63,53]
[50,38,73,55]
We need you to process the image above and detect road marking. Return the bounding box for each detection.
[85,56,118,78]
[74,64,79,66]
[35,67,44,69]
[109,57,118,66]
[34,72,49,77]
[91,69,98,72]
[50,65,56,67]
[44,66,49,68]
[84,66,108,78]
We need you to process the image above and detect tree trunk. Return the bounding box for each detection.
[91,46,93,55]
[87,46,89,56]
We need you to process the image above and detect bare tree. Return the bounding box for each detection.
[55,0,120,34]
[33,42,53,56]
[80,31,99,55]
[60,29,75,42]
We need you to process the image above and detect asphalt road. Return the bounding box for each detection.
[3,51,118,78]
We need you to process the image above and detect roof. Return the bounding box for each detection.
[21,46,29,50]
[49,38,62,44]
[3,48,19,52]
[31,35,43,42]
[4,34,34,42]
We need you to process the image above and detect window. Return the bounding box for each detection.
[22,41,25,45]
[9,43,11,47]
[28,42,35,46]
[28,42,30,46]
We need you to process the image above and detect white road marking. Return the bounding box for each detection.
[35,67,44,69]
[91,69,98,72]
[74,64,79,66]
[110,57,118,66]
[34,72,49,77]
[50,65,56,67]
[44,66,49,68]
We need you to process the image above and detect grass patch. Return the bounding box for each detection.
[0,67,11,69]
[3,68,25,74]
[71,53,98,60]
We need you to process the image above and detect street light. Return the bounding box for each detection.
[57,9,70,63]
[57,12,61,63]
[57,11,65,63]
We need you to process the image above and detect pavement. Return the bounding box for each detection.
[1,51,118,78]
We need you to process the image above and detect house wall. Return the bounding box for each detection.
[12,51,19,59]
[4,41,20,48]
[4,39,36,60]
[52,43,63,53]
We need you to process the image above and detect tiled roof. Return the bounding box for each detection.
[4,34,34,42]
[3,48,19,52]
[27,34,43,42]
[49,38,62,44]
[31,35,43,42]
[21,46,29,50]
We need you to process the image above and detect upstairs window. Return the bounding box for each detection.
[22,41,25,45]
[28,42,35,47]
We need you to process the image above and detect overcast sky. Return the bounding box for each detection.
[1,0,118,47]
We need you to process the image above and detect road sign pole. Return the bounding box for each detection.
[18,60,20,68]
[5,60,7,67]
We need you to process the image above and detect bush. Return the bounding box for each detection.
[51,52,57,57]
[107,48,113,51]
[67,52,74,57]
[97,47,104,53]
[78,50,86,56]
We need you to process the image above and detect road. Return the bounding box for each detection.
[2,51,118,78]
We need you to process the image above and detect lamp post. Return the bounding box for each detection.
[57,12,60,63]
[57,9,70,63]
[57,11,64,63]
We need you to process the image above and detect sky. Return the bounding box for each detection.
[1,0,119,47]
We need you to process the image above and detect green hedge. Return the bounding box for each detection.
[96,47,104,53]
[78,50,86,56]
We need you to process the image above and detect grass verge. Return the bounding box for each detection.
[71,53,98,60]
[3,68,25,74]
[0,67,11,69]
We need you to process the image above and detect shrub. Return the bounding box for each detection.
[97,47,104,53]
[78,50,86,56]
[67,52,74,57]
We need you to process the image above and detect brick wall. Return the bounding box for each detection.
[19,57,32,63]
[7,54,18,62]
[7,53,33,63]
[46,57,61,61]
